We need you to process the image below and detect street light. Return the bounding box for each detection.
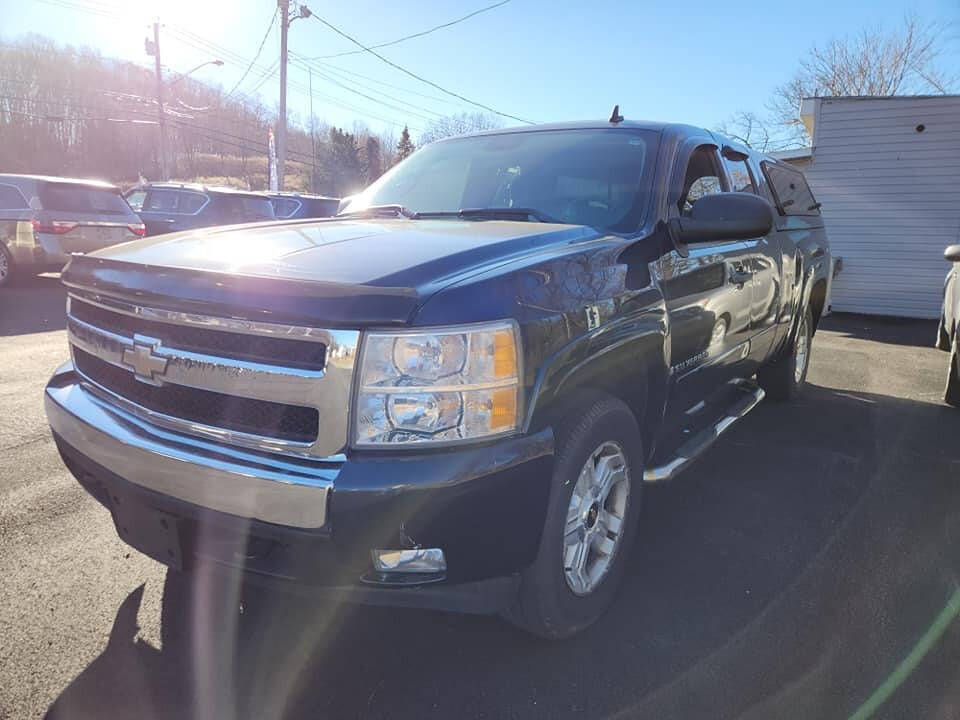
[167,59,224,88]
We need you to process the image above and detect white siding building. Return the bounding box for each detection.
[773,95,960,319]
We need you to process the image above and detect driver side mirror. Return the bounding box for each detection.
[945,245,960,263]
[669,192,774,247]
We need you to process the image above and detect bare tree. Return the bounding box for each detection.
[768,15,955,145]
[717,16,955,150]
[418,111,502,145]
[715,111,778,152]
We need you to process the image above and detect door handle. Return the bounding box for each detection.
[729,266,753,286]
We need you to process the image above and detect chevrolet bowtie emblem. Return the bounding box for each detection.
[122,335,169,385]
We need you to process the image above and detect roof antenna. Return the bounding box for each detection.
[609,104,624,124]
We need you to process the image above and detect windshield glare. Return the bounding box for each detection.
[349,129,656,232]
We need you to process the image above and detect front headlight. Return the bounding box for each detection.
[354,320,522,446]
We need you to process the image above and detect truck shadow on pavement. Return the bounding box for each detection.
[45,383,960,720]
[0,273,67,336]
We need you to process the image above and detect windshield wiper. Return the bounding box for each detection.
[337,205,563,223]
[454,207,561,223]
[337,204,416,219]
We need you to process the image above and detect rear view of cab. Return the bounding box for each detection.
[0,174,144,286]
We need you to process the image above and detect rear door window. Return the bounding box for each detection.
[38,183,131,216]
[761,162,820,216]
[178,191,209,215]
[0,184,29,210]
[270,197,301,218]
[143,189,180,213]
[217,195,275,221]
[124,189,146,211]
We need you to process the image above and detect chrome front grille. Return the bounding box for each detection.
[66,291,360,458]
[69,300,327,370]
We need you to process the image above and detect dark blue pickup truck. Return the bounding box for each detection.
[45,119,830,638]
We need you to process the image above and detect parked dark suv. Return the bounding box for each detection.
[266,191,340,220]
[0,174,144,286]
[47,120,830,638]
[127,183,275,236]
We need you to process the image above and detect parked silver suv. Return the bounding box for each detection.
[0,174,144,286]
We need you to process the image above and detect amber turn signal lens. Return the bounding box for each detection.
[489,387,518,431]
[493,329,517,379]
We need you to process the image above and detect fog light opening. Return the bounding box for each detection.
[372,547,447,574]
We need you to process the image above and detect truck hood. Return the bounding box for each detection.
[62,217,597,327]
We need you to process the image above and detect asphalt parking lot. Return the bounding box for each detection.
[2,275,960,720]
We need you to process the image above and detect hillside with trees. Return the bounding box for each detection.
[0,35,500,194]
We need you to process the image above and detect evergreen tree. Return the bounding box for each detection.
[395,125,415,163]
[362,135,383,185]
[327,127,363,196]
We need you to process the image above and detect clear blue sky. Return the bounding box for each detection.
[3,0,959,142]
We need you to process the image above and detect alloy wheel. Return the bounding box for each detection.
[563,441,630,596]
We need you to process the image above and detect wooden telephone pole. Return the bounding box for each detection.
[277,0,289,190]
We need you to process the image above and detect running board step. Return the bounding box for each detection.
[643,379,765,483]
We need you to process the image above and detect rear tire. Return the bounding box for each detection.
[945,333,960,408]
[758,306,812,401]
[502,393,643,639]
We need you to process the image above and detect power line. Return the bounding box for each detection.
[289,54,443,121]
[246,59,280,96]
[225,7,278,99]
[308,0,511,59]
[303,9,534,125]
[21,0,430,131]
[32,0,118,20]
[165,28,427,130]
[307,59,468,108]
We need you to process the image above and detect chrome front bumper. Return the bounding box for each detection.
[45,362,338,528]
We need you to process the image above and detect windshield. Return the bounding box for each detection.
[347,129,656,233]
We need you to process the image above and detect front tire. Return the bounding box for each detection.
[758,306,813,401]
[503,393,643,639]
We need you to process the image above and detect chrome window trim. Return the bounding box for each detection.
[0,182,30,211]
[65,293,360,458]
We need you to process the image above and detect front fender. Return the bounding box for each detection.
[523,302,669,459]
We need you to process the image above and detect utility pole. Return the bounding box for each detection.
[308,65,316,192]
[148,21,167,179]
[277,0,289,190]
